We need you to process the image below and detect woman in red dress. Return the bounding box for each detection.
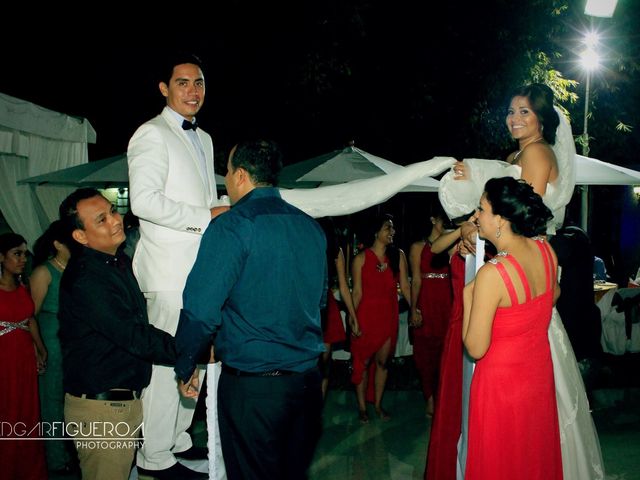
[0,233,48,479]
[350,214,410,423]
[424,217,473,480]
[317,218,359,398]
[463,177,562,479]
[409,206,452,416]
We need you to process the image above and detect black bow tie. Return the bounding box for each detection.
[182,119,198,131]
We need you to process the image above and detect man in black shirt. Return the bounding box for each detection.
[58,188,206,480]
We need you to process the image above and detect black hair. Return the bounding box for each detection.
[508,83,559,144]
[0,233,28,284]
[159,51,204,85]
[483,177,553,237]
[59,188,108,253]
[366,213,400,275]
[230,140,283,186]
[0,233,27,255]
[32,220,69,267]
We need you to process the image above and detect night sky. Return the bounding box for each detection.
[1,1,639,279]
[1,1,638,173]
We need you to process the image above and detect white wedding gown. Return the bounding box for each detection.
[437,108,604,480]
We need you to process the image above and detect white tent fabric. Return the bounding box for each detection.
[0,93,96,246]
[575,155,640,185]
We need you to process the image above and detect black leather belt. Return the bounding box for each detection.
[222,365,297,377]
[68,390,140,401]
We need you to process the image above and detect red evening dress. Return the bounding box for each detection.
[0,285,47,480]
[323,292,346,344]
[350,249,398,388]
[425,250,465,480]
[412,243,452,402]
[465,239,563,480]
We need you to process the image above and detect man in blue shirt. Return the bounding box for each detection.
[175,139,327,480]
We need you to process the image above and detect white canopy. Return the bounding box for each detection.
[0,93,96,246]
[575,155,640,185]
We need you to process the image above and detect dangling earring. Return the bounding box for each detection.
[496,226,501,239]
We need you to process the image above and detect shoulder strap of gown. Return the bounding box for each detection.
[502,255,532,303]
[492,260,521,306]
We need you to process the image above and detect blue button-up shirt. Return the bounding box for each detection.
[175,187,327,381]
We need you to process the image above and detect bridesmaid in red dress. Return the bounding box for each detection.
[424,218,473,480]
[317,218,359,398]
[409,206,452,416]
[0,233,48,480]
[463,177,562,480]
[350,214,410,423]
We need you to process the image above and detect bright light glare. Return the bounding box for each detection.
[584,0,618,18]
[583,31,600,48]
[580,48,600,71]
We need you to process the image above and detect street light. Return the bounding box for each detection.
[585,0,618,18]
[579,31,601,231]
[579,34,600,157]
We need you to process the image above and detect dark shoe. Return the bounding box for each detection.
[137,462,208,480]
[358,409,370,424]
[375,407,391,421]
[174,445,208,460]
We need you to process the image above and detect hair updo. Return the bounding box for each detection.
[509,83,559,144]
[483,177,553,237]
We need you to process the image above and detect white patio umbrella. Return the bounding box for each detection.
[575,155,640,185]
[279,145,440,191]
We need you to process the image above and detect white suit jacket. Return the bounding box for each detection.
[127,107,218,292]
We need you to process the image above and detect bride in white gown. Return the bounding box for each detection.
[438,83,604,480]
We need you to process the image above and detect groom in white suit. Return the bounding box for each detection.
[128,52,227,480]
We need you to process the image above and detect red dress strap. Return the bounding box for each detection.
[502,255,532,303]
[492,260,520,306]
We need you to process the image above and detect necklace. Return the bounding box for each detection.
[51,257,67,271]
[513,136,545,161]
[370,248,388,273]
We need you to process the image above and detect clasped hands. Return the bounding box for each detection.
[178,345,216,398]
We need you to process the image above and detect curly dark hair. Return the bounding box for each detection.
[508,83,559,145]
[483,177,553,237]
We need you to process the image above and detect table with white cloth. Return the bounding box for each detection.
[331,291,413,360]
[597,285,640,354]
[594,281,617,304]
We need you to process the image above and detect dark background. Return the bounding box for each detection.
[1,0,639,280]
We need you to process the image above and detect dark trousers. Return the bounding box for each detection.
[218,367,323,480]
